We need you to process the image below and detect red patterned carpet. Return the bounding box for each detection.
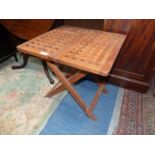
[114,89,155,135]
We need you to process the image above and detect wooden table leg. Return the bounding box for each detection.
[46,71,86,97]
[47,62,96,120]
[88,82,105,112]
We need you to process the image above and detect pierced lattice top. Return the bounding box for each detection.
[17,26,126,76]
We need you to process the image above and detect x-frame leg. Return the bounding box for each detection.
[47,62,106,121]
[45,71,86,97]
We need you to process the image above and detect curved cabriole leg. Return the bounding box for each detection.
[12,54,29,69]
[42,60,54,84]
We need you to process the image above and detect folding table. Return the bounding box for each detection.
[17,26,126,120]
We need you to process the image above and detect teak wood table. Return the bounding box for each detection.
[17,26,126,120]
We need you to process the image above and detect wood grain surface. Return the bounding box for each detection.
[0,19,55,40]
[104,19,155,92]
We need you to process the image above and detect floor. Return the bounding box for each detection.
[40,78,121,135]
[1,56,155,135]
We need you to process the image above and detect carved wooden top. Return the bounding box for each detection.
[17,26,126,76]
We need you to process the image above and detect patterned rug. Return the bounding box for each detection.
[114,89,155,135]
[0,57,66,135]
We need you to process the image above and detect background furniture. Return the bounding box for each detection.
[0,19,55,64]
[0,19,55,40]
[64,19,104,30]
[104,20,155,93]
[0,19,56,84]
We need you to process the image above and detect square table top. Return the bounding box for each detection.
[17,26,126,76]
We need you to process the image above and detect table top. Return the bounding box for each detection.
[17,26,126,76]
